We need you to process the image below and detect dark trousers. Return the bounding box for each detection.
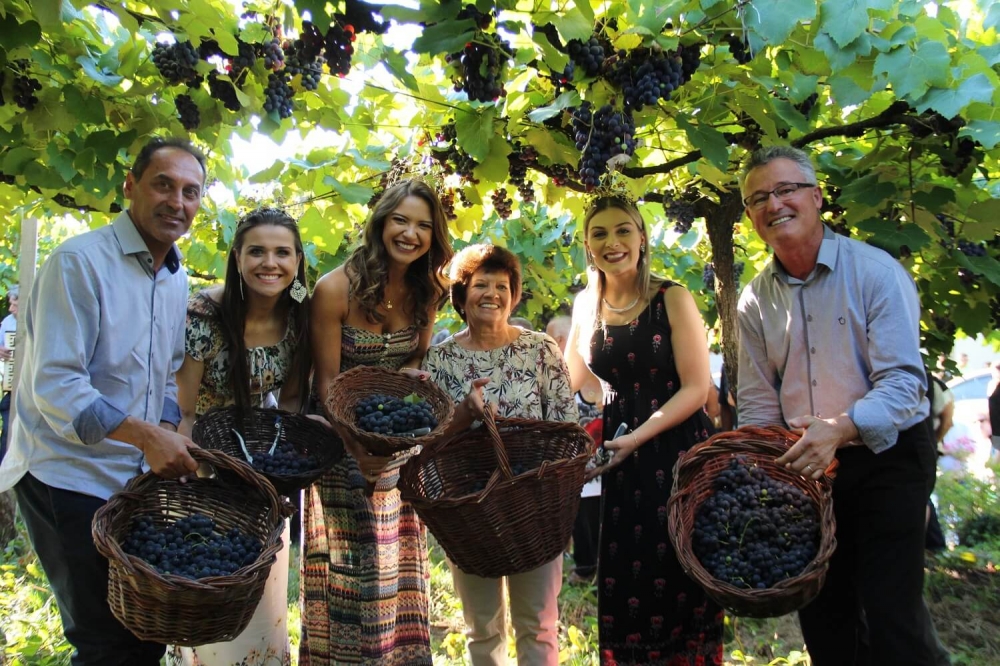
[14,473,165,666]
[798,424,938,666]
[572,495,601,576]
[0,391,10,463]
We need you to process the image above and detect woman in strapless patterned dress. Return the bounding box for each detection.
[300,180,453,666]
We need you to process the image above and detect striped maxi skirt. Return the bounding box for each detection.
[299,454,432,665]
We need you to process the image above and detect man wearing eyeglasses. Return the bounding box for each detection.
[735,146,941,665]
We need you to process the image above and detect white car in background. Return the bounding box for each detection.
[943,369,994,474]
[947,369,993,434]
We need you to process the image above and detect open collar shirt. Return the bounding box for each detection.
[737,226,928,454]
[0,212,187,500]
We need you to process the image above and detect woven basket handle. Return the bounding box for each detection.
[481,406,515,480]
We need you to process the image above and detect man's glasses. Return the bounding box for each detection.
[743,182,817,209]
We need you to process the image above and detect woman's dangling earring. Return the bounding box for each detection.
[586,251,594,268]
[289,278,307,303]
[238,272,245,300]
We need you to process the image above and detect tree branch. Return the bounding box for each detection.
[622,150,703,178]
[792,101,914,148]
[93,2,163,26]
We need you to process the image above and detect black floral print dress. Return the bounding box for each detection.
[588,282,723,666]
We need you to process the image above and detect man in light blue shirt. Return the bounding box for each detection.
[737,146,940,665]
[0,137,204,665]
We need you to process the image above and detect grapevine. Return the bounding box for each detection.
[491,188,513,219]
[571,102,637,188]
[151,41,201,85]
[263,70,294,118]
[175,94,200,130]
[325,21,356,77]
[567,36,605,77]
[448,32,512,103]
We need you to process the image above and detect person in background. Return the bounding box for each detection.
[170,208,312,666]
[508,316,534,330]
[301,179,453,666]
[956,352,970,377]
[563,195,721,665]
[736,145,942,665]
[423,243,577,665]
[0,286,19,461]
[0,137,204,665]
[989,361,1000,462]
[546,313,603,585]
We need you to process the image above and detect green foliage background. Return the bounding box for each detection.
[1,0,1000,376]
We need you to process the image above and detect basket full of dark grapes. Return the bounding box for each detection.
[92,447,291,646]
[668,426,837,618]
[191,407,343,495]
[324,365,455,456]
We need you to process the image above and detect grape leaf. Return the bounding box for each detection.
[914,74,994,118]
[412,19,476,56]
[455,106,496,163]
[872,41,950,100]
[746,0,816,49]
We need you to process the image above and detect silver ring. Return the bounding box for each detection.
[805,464,813,472]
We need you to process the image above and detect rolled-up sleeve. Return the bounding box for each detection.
[29,252,127,445]
[159,286,187,427]
[847,264,926,453]
[736,288,786,428]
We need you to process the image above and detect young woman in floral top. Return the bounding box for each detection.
[423,243,577,666]
[173,207,312,666]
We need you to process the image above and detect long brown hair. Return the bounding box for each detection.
[344,179,453,328]
[577,196,664,358]
[207,208,312,414]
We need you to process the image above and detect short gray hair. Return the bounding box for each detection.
[6,286,18,301]
[740,146,818,193]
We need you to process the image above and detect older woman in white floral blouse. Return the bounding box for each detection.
[423,243,577,666]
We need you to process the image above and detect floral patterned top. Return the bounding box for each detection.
[423,329,578,423]
[185,291,297,416]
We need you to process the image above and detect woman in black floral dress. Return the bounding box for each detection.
[564,196,723,666]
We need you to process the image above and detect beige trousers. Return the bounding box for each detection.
[448,555,563,666]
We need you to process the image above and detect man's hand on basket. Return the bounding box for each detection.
[113,417,200,480]
[777,414,858,480]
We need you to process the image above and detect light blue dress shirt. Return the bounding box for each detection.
[0,212,187,500]
[737,226,929,454]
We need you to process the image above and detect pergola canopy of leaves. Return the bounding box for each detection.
[2,0,999,379]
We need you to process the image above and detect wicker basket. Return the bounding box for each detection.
[92,447,291,646]
[668,425,837,618]
[399,408,591,578]
[192,407,343,495]
[324,365,456,456]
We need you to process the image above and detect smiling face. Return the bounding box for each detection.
[123,147,204,257]
[235,224,301,300]
[381,195,434,269]
[462,269,513,330]
[585,206,645,278]
[742,157,823,253]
